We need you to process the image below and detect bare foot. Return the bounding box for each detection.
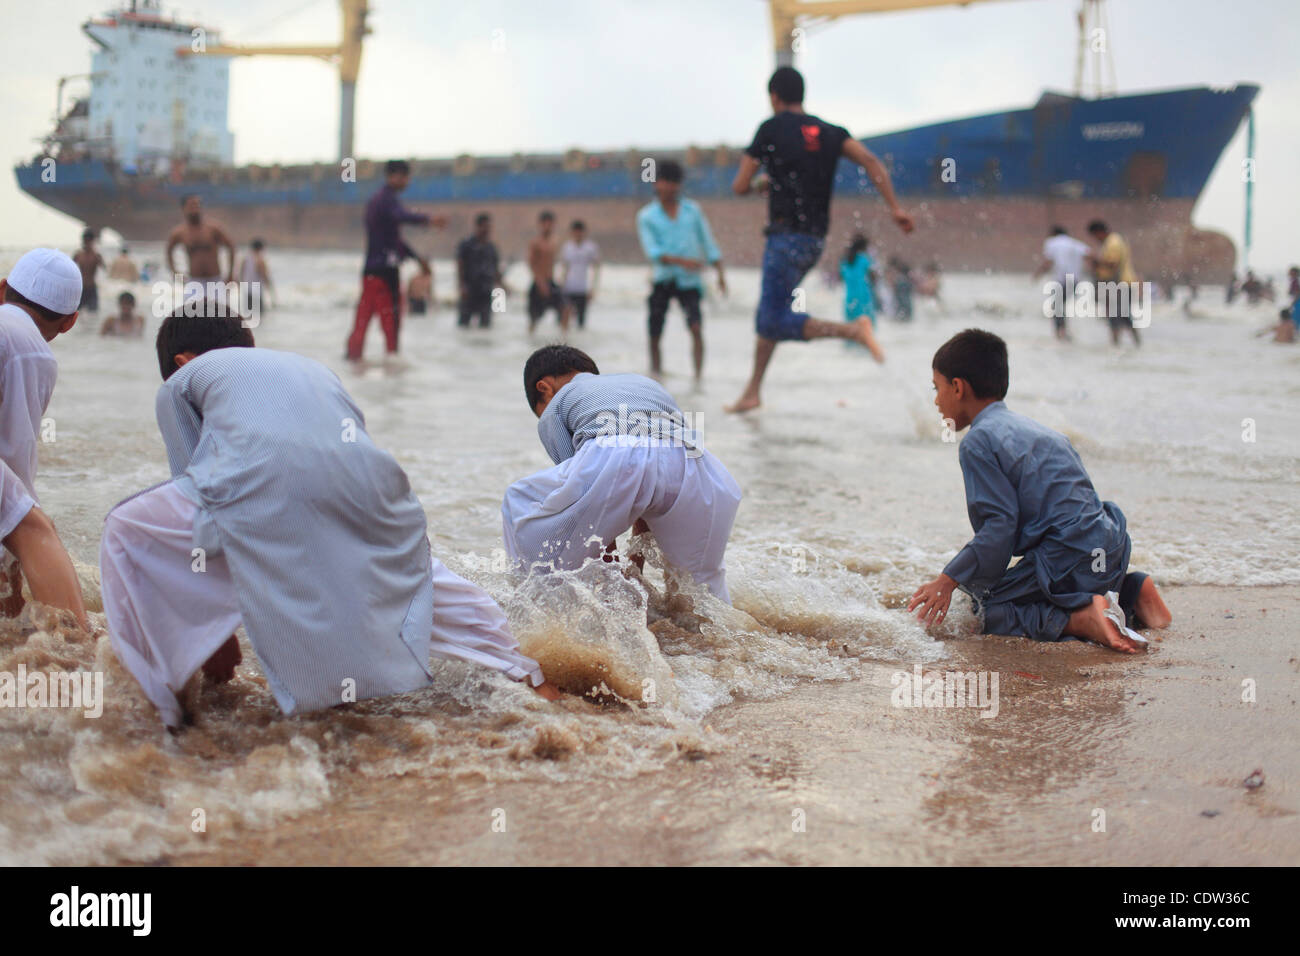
[1065,595,1143,654]
[532,680,562,701]
[854,319,886,363]
[725,393,761,414]
[1135,576,1172,629]
[202,634,242,683]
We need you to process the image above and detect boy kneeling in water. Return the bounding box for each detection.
[101,307,557,729]
[502,345,742,603]
[909,329,1170,653]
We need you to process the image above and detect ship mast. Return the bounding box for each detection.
[768,0,1035,66]
[176,0,369,162]
[1073,0,1117,98]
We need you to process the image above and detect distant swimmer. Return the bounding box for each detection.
[0,249,90,630]
[100,307,559,729]
[236,238,273,316]
[71,228,105,313]
[108,244,139,281]
[100,291,144,337]
[527,210,563,333]
[909,329,1171,654]
[345,159,443,361]
[559,219,601,330]
[1034,225,1090,341]
[456,213,502,329]
[502,345,742,602]
[166,194,236,301]
[1086,219,1140,347]
[727,67,912,413]
[635,160,726,381]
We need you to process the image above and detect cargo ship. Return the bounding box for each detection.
[14,0,1258,282]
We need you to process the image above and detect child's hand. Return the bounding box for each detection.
[908,574,957,628]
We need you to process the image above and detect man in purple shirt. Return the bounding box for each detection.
[345,160,446,361]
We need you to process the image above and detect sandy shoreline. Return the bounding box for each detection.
[156,584,1297,866]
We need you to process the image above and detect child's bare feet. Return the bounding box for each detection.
[1065,595,1143,654]
[533,680,562,701]
[201,634,242,683]
[1134,577,1172,629]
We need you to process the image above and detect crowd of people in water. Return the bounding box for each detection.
[26,64,1300,732]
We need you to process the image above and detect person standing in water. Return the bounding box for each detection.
[1087,219,1140,347]
[457,213,502,329]
[558,220,601,330]
[72,229,105,314]
[527,211,563,333]
[346,159,444,362]
[237,238,273,318]
[1034,225,1089,341]
[166,195,236,296]
[840,233,877,329]
[635,160,726,381]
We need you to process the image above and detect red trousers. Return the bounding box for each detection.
[346,274,401,359]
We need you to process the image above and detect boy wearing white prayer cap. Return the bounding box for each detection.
[0,249,90,629]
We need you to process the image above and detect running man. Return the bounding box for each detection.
[345,159,444,361]
[635,160,726,381]
[726,67,913,413]
[527,211,563,333]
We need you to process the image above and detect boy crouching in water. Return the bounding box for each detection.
[100,308,557,729]
[502,345,742,603]
[909,329,1170,653]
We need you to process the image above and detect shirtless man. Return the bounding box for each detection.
[166,195,236,302]
[527,210,562,333]
[72,229,105,313]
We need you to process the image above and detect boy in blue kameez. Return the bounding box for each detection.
[101,309,556,728]
[909,329,1171,653]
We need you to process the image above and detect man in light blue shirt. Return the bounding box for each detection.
[635,160,726,381]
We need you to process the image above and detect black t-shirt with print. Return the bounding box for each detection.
[745,111,851,237]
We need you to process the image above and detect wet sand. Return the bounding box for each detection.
[162,585,1298,866]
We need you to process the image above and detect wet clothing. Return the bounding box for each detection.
[944,401,1135,641]
[528,282,563,323]
[559,238,600,294]
[362,185,428,274]
[0,304,57,543]
[647,281,702,338]
[564,292,590,329]
[502,372,740,602]
[348,269,400,357]
[755,233,824,341]
[635,198,721,291]
[456,235,500,292]
[745,111,851,238]
[840,251,876,323]
[101,348,541,727]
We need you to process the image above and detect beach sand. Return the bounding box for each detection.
[155,585,1297,866]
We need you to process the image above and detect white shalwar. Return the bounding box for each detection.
[100,347,542,728]
[0,303,58,542]
[502,373,742,603]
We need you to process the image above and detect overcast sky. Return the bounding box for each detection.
[2,0,1296,269]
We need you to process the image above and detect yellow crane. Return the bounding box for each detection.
[769,0,1033,65]
[176,0,369,162]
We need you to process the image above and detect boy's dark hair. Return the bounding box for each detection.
[251,238,265,250]
[118,291,136,305]
[571,219,585,231]
[658,159,683,183]
[3,284,67,323]
[475,212,491,226]
[385,159,411,176]
[81,227,96,242]
[180,193,198,207]
[1087,219,1108,235]
[932,329,1009,400]
[155,306,255,381]
[539,209,555,222]
[768,66,805,105]
[1049,225,1066,236]
[523,344,599,410]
